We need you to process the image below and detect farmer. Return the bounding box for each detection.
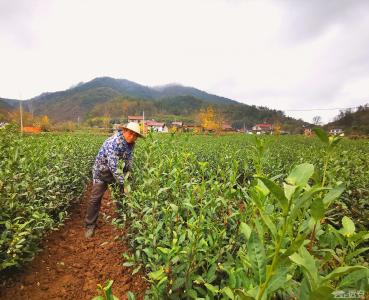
[85,122,144,238]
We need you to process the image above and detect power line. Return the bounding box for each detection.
[284,105,364,112]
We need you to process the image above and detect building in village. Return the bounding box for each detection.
[145,120,168,132]
[127,116,144,123]
[23,126,41,134]
[169,121,183,132]
[329,128,344,136]
[252,123,273,134]
[222,123,233,131]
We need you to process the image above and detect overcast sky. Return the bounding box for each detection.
[1,0,369,123]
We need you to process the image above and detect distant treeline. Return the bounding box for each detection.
[327,104,369,135]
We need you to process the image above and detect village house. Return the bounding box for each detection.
[170,121,183,132]
[127,116,144,123]
[171,121,183,128]
[183,124,202,133]
[222,123,233,131]
[329,128,344,136]
[23,126,41,134]
[145,120,168,133]
[252,123,273,134]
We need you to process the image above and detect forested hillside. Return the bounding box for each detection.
[0,77,306,130]
[326,105,369,134]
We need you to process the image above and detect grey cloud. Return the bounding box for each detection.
[279,0,369,43]
[0,0,44,47]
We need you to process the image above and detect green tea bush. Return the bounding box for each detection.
[116,133,369,299]
[0,126,104,270]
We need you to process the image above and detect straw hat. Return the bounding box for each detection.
[122,122,145,138]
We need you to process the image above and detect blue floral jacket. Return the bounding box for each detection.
[92,131,134,184]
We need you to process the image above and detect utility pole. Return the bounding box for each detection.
[142,110,145,134]
[19,98,23,134]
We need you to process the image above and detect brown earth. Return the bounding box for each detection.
[0,186,147,300]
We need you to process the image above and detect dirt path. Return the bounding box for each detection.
[0,186,147,300]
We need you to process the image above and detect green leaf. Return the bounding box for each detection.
[255,179,270,197]
[339,216,355,237]
[346,247,369,262]
[283,183,297,200]
[291,187,327,218]
[259,210,277,239]
[235,289,255,300]
[239,222,252,240]
[157,275,168,287]
[157,187,170,196]
[289,247,318,289]
[172,277,186,290]
[267,264,291,293]
[322,184,345,207]
[322,266,366,283]
[311,199,325,220]
[309,286,334,300]
[248,231,266,284]
[186,288,197,299]
[149,268,165,281]
[285,163,314,187]
[222,286,235,299]
[282,235,306,258]
[258,177,288,214]
[339,268,369,288]
[132,265,141,275]
[206,263,217,283]
[313,128,329,144]
[298,277,311,300]
[157,247,171,254]
[169,203,178,213]
[204,283,219,295]
[127,291,136,300]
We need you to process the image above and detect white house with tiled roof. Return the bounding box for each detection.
[128,116,144,123]
[145,120,168,132]
[252,123,273,134]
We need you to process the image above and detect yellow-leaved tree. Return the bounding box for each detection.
[40,115,50,131]
[198,106,223,132]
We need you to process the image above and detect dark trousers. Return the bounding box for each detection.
[85,169,124,228]
[85,181,108,228]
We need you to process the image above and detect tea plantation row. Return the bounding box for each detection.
[118,132,369,299]
[0,126,104,270]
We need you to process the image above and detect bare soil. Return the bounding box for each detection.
[0,186,147,300]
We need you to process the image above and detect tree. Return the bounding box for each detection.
[40,115,50,131]
[312,115,322,125]
[8,110,34,126]
[198,106,222,132]
[273,122,281,135]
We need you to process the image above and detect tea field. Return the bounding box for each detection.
[118,131,369,299]
[1,126,369,299]
[0,125,105,270]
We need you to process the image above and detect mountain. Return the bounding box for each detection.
[0,77,307,130]
[0,98,19,108]
[0,98,17,120]
[153,83,238,105]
